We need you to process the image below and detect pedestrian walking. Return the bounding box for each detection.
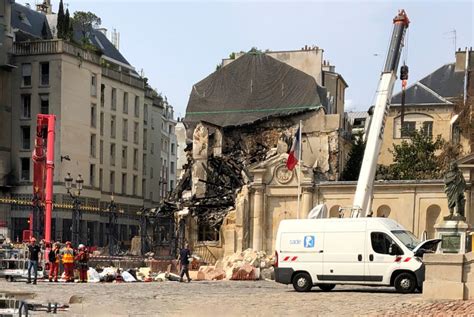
[26,237,42,284]
[61,241,75,282]
[48,243,61,282]
[75,244,89,283]
[178,243,192,283]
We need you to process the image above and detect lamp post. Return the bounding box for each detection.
[65,173,83,247]
[137,207,147,256]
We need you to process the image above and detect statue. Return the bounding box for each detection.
[443,162,466,220]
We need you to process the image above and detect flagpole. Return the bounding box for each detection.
[296,120,302,219]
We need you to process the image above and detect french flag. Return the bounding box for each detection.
[286,127,300,171]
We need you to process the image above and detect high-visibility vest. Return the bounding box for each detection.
[61,247,74,264]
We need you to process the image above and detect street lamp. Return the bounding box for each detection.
[107,194,118,255]
[65,173,83,247]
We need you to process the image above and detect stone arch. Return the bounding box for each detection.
[426,204,441,239]
[376,205,391,218]
[329,205,340,218]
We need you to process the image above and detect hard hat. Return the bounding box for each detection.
[78,244,85,249]
[65,241,72,246]
[30,237,36,242]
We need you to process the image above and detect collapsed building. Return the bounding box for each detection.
[142,48,351,261]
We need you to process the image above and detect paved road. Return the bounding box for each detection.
[0,280,471,316]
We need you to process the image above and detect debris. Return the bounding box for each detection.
[69,295,83,304]
[87,268,100,283]
[121,271,137,282]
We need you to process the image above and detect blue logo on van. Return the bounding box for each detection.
[304,235,315,248]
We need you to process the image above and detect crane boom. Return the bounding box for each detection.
[352,10,410,218]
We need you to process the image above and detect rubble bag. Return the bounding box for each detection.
[88,268,100,283]
[121,271,137,282]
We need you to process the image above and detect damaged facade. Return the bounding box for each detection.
[164,48,351,259]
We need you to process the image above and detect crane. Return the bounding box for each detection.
[351,10,410,218]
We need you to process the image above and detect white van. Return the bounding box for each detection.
[274,218,440,293]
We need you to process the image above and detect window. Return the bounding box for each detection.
[111,88,117,110]
[151,142,154,154]
[134,96,139,117]
[133,148,138,170]
[110,143,116,166]
[99,140,104,164]
[122,118,128,141]
[133,122,139,144]
[91,74,97,96]
[20,158,30,181]
[144,104,148,124]
[100,112,104,136]
[21,126,30,150]
[90,164,96,187]
[370,232,402,255]
[90,104,97,128]
[198,223,219,242]
[40,62,49,86]
[169,125,172,134]
[143,154,147,175]
[401,121,416,138]
[22,63,32,86]
[150,167,154,179]
[90,134,96,158]
[150,191,153,201]
[422,121,433,137]
[100,84,105,107]
[99,168,103,189]
[170,180,174,191]
[170,161,175,175]
[132,175,137,196]
[21,95,31,119]
[111,115,116,138]
[121,173,127,194]
[142,179,146,197]
[171,143,175,155]
[143,129,147,150]
[123,92,128,114]
[453,123,461,144]
[122,146,128,168]
[110,171,115,193]
[40,94,49,114]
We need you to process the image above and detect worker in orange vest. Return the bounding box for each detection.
[75,244,89,283]
[61,241,75,282]
[48,242,61,282]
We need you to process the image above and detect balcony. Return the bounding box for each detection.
[102,67,144,90]
[13,40,101,64]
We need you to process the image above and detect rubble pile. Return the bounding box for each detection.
[194,248,275,281]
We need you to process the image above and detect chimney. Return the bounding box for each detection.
[455,48,467,72]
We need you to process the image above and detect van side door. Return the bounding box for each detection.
[320,231,366,283]
[366,232,403,285]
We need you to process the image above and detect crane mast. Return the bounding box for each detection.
[352,10,410,218]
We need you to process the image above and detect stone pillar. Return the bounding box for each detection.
[192,123,208,198]
[252,186,264,251]
[301,187,314,219]
[213,128,223,157]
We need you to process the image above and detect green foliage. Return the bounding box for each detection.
[64,9,73,40]
[379,129,446,180]
[341,132,366,181]
[229,52,236,60]
[56,0,65,38]
[215,63,222,71]
[72,11,101,45]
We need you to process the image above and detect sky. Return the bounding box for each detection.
[18,0,473,117]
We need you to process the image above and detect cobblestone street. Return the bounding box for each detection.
[2,280,473,316]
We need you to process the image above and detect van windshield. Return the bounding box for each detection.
[391,230,421,250]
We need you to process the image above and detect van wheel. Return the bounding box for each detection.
[292,272,313,292]
[394,273,416,293]
[318,284,336,291]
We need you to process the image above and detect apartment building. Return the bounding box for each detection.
[0,1,176,245]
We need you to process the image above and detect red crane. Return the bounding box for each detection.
[30,114,56,243]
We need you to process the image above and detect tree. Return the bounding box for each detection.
[72,11,101,44]
[341,132,365,181]
[388,129,445,180]
[56,0,65,38]
[64,8,73,40]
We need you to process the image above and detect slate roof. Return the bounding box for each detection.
[185,53,327,127]
[391,63,464,106]
[11,3,52,40]
[72,27,131,66]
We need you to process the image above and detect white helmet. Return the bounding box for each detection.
[78,244,85,250]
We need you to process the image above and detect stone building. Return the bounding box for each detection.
[378,49,473,165]
[0,1,176,246]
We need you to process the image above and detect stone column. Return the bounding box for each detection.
[252,186,264,251]
[301,186,314,219]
